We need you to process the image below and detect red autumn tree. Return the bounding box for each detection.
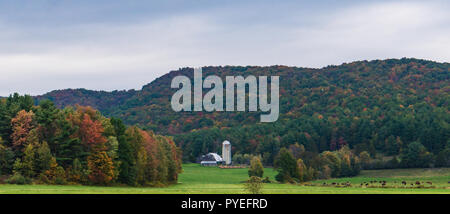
[139,130,158,183]
[80,114,107,151]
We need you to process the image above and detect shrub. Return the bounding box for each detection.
[262,176,271,183]
[7,173,31,185]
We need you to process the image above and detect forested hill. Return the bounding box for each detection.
[103,58,449,133]
[33,58,449,164]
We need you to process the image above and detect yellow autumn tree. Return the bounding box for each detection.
[87,151,115,185]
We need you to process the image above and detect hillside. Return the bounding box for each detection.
[34,58,450,163]
[35,88,137,112]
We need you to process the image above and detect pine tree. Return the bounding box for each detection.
[34,100,59,150]
[0,102,12,145]
[0,138,15,175]
[35,141,53,174]
[22,143,35,178]
[274,148,299,183]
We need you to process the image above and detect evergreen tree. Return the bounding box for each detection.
[21,143,35,178]
[34,100,59,151]
[401,141,433,168]
[118,124,138,185]
[35,141,53,174]
[0,138,15,175]
[274,148,299,183]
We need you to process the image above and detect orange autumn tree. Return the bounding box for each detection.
[66,106,107,151]
[78,109,114,185]
[87,151,114,185]
[165,137,182,182]
[67,106,114,185]
[80,113,107,151]
[139,130,158,184]
[11,110,36,152]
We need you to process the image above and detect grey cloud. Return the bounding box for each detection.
[0,0,448,96]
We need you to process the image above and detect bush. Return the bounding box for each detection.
[6,173,31,185]
[262,176,271,183]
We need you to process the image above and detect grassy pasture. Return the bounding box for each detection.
[0,164,449,194]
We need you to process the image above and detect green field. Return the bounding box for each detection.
[0,164,449,194]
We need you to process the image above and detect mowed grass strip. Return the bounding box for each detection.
[0,164,449,194]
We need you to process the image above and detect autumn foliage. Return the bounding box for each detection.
[11,110,35,152]
[0,95,182,186]
[87,151,114,185]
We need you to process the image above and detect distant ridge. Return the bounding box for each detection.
[35,88,137,113]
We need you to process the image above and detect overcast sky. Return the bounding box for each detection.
[0,0,449,96]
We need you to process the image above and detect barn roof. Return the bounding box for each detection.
[201,153,223,162]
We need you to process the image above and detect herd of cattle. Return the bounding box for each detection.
[302,180,450,188]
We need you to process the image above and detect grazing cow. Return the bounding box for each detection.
[402,181,407,185]
[415,181,421,185]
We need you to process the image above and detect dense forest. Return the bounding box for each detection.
[0,94,181,186]
[35,89,137,113]
[28,58,450,181]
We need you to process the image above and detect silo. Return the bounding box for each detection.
[222,140,231,165]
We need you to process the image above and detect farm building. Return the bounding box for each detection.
[222,140,232,165]
[199,140,232,166]
[200,153,224,166]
